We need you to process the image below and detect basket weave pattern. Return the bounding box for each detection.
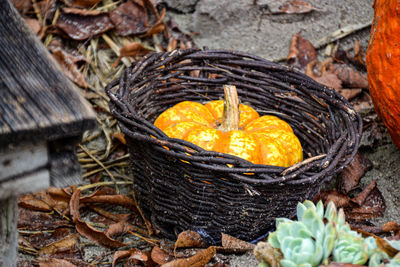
[106,49,362,243]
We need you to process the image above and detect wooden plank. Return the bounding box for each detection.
[0,141,47,182]
[0,168,49,199]
[49,137,82,187]
[0,196,18,267]
[0,0,96,146]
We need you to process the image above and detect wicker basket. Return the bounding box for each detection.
[106,49,362,244]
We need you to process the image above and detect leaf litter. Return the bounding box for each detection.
[14,1,398,266]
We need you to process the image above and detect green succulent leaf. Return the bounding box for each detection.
[296,202,307,221]
[324,202,337,222]
[322,222,336,259]
[280,259,298,267]
[301,208,324,239]
[268,231,280,249]
[315,201,324,219]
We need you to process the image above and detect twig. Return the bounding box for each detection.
[78,144,119,192]
[78,181,133,191]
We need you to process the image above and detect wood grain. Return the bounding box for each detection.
[0,0,96,146]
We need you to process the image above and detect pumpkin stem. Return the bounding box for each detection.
[220,85,240,132]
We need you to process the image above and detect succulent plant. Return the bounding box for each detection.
[259,200,400,267]
[332,231,369,265]
[267,200,337,267]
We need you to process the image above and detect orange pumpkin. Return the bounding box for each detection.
[366,0,400,149]
[154,85,303,167]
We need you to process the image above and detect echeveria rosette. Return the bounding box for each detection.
[268,201,336,267]
[333,231,369,265]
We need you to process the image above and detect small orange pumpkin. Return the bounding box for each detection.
[366,0,400,149]
[154,85,303,167]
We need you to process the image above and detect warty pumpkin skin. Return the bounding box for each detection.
[366,0,400,149]
[154,85,303,167]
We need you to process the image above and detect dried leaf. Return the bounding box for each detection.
[38,258,78,267]
[18,208,71,230]
[81,195,139,212]
[382,221,400,233]
[346,184,386,221]
[306,60,342,90]
[89,206,131,223]
[19,193,52,212]
[174,230,207,249]
[253,242,283,267]
[340,153,372,193]
[11,0,32,14]
[113,42,153,67]
[313,190,350,208]
[327,64,369,89]
[139,8,166,38]
[351,180,377,206]
[151,246,174,265]
[70,190,125,248]
[25,18,41,34]
[64,0,102,8]
[38,233,79,255]
[337,88,362,101]
[287,34,317,71]
[48,44,89,88]
[375,236,400,258]
[279,0,318,14]
[106,222,141,238]
[113,133,127,145]
[109,1,148,36]
[56,8,114,40]
[162,246,216,267]
[112,248,148,267]
[218,233,255,253]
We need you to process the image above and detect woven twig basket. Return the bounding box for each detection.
[106,49,362,244]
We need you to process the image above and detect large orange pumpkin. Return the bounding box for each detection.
[154,85,303,167]
[366,0,400,149]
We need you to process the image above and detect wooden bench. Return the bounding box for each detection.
[0,0,96,265]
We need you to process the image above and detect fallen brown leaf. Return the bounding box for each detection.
[162,246,216,267]
[49,43,89,88]
[106,221,146,238]
[38,233,79,255]
[18,208,71,230]
[327,63,369,89]
[113,42,153,67]
[112,132,126,145]
[56,8,114,40]
[339,152,372,193]
[81,195,139,212]
[351,180,376,206]
[151,246,174,265]
[19,193,52,212]
[337,88,362,101]
[346,184,386,222]
[109,1,148,36]
[37,257,77,267]
[70,190,125,248]
[287,33,317,71]
[64,0,102,8]
[313,190,351,208]
[382,221,400,233]
[306,60,342,90]
[174,230,207,249]
[375,236,400,258]
[11,0,32,14]
[279,0,320,14]
[139,8,166,38]
[218,233,255,253]
[112,248,148,267]
[25,18,41,34]
[89,205,131,223]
